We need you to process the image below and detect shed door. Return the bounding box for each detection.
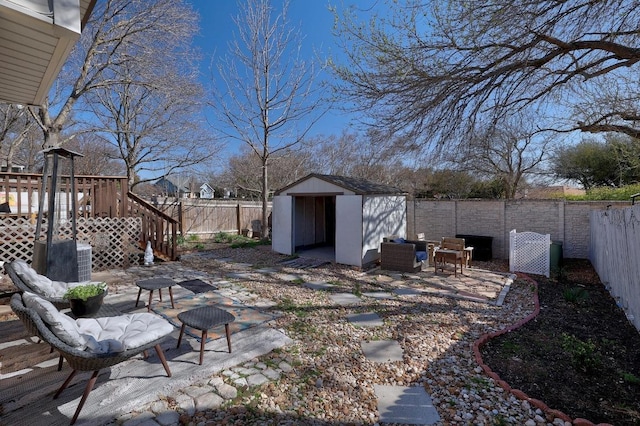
[272,195,293,255]
[335,195,363,267]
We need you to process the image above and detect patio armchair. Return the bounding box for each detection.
[380,237,428,272]
[10,292,173,424]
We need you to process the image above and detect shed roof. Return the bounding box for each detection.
[275,173,406,196]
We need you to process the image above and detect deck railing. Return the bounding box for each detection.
[126,192,178,261]
[0,172,178,261]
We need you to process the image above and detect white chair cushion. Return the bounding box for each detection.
[22,292,86,349]
[13,259,93,298]
[76,313,173,354]
[14,260,54,296]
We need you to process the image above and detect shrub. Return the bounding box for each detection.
[561,333,602,373]
[562,286,589,304]
[63,283,107,301]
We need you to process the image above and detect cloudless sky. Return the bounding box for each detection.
[185,0,364,158]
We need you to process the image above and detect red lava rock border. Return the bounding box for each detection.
[472,273,613,426]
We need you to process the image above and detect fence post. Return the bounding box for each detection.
[236,203,241,235]
[178,201,183,235]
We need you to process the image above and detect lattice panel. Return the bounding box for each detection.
[77,217,142,270]
[509,229,550,278]
[0,216,37,263]
[1,217,142,271]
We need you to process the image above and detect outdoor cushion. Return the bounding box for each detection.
[76,313,174,354]
[12,259,90,298]
[392,237,406,244]
[416,251,427,262]
[23,292,86,348]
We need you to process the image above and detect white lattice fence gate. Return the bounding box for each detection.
[509,229,551,277]
[1,217,142,271]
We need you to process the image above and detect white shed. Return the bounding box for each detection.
[272,174,407,268]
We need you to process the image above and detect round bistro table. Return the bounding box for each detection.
[176,306,236,365]
[135,277,176,312]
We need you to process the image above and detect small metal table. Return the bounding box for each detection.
[176,306,235,365]
[135,277,176,312]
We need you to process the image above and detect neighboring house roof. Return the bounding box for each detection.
[200,183,214,191]
[154,177,179,194]
[274,173,407,196]
[0,0,96,105]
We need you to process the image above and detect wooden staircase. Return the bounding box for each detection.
[126,192,179,261]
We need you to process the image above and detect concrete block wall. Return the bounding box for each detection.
[408,199,630,260]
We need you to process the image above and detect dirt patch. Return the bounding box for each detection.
[480,259,640,425]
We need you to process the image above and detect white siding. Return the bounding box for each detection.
[363,196,406,264]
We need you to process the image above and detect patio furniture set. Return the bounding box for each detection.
[4,260,236,424]
[380,235,473,276]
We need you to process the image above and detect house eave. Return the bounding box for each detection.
[0,0,96,105]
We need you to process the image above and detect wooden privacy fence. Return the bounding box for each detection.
[153,198,271,239]
[590,205,640,332]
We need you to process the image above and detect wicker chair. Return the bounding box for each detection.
[10,293,172,425]
[380,239,428,272]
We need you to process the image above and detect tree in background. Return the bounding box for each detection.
[85,61,218,191]
[455,120,552,199]
[211,0,327,238]
[552,135,640,190]
[26,0,211,190]
[333,0,640,155]
[308,130,408,185]
[0,104,38,171]
[217,145,315,200]
[64,133,125,176]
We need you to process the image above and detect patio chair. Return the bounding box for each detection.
[434,237,466,276]
[10,292,173,424]
[5,260,101,309]
[380,237,428,272]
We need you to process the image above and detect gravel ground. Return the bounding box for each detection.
[0,245,561,425]
[172,246,562,426]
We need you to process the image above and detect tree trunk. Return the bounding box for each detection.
[261,161,268,240]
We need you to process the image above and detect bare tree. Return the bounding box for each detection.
[333,0,640,151]
[220,145,315,199]
[28,0,207,175]
[64,133,125,176]
[85,62,218,191]
[0,104,37,171]
[309,130,408,184]
[211,0,328,238]
[457,120,552,199]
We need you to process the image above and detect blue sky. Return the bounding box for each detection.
[186,0,362,155]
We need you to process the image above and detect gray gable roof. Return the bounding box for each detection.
[275,173,407,196]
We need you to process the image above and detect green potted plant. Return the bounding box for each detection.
[63,283,107,317]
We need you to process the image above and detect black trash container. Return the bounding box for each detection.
[455,234,493,261]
